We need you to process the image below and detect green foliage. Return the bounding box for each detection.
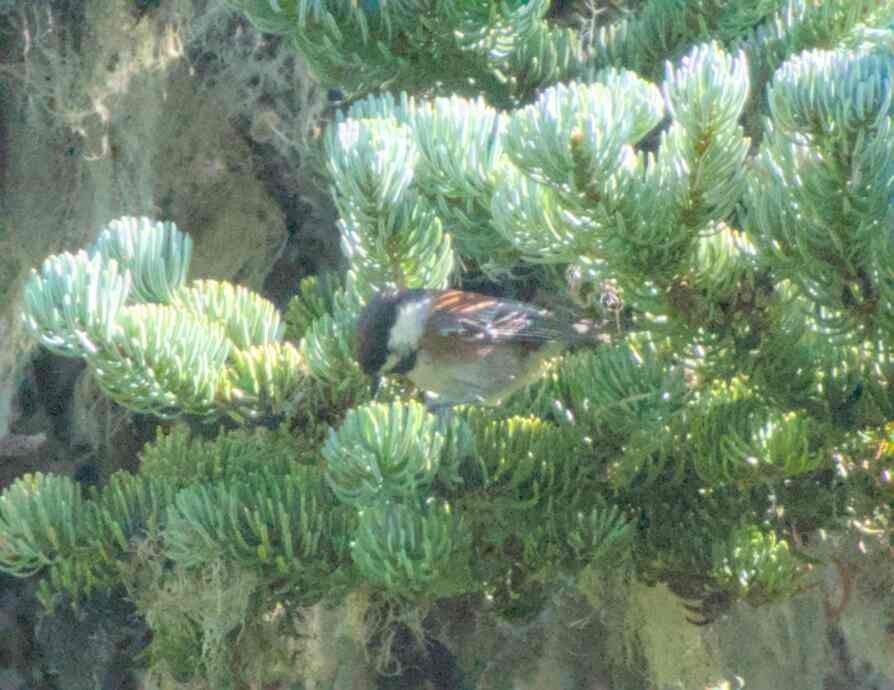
[298,304,363,389]
[0,471,174,611]
[141,427,353,605]
[710,526,802,604]
[164,470,336,592]
[351,501,468,595]
[326,116,457,291]
[94,303,232,417]
[4,2,894,688]
[92,216,191,304]
[173,279,283,349]
[0,473,87,577]
[468,415,590,509]
[283,273,346,341]
[139,424,308,487]
[685,386,826,484]
[223,341,306,419]
[23,250,131,358]
[564,502,634,565]
[322,401,446,507]
[21,217,306,421]
[225,0,583,106]
[741,0,892,86]
[469,415,635,587]
[746,47,894,337]
[284,275,369,408]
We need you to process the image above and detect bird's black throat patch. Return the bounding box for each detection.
[356,289,426,376]
[390,349,418,375]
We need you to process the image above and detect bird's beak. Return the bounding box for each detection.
[370,375,381,399]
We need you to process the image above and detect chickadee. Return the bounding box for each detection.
[355,288,613,407]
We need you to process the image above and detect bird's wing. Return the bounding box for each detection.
[426,290,592,346]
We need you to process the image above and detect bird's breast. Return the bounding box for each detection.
[408,342,562,405]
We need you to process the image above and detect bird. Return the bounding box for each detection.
[355,288,614,408]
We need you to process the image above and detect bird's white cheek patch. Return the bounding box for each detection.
[388,298,430,352]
